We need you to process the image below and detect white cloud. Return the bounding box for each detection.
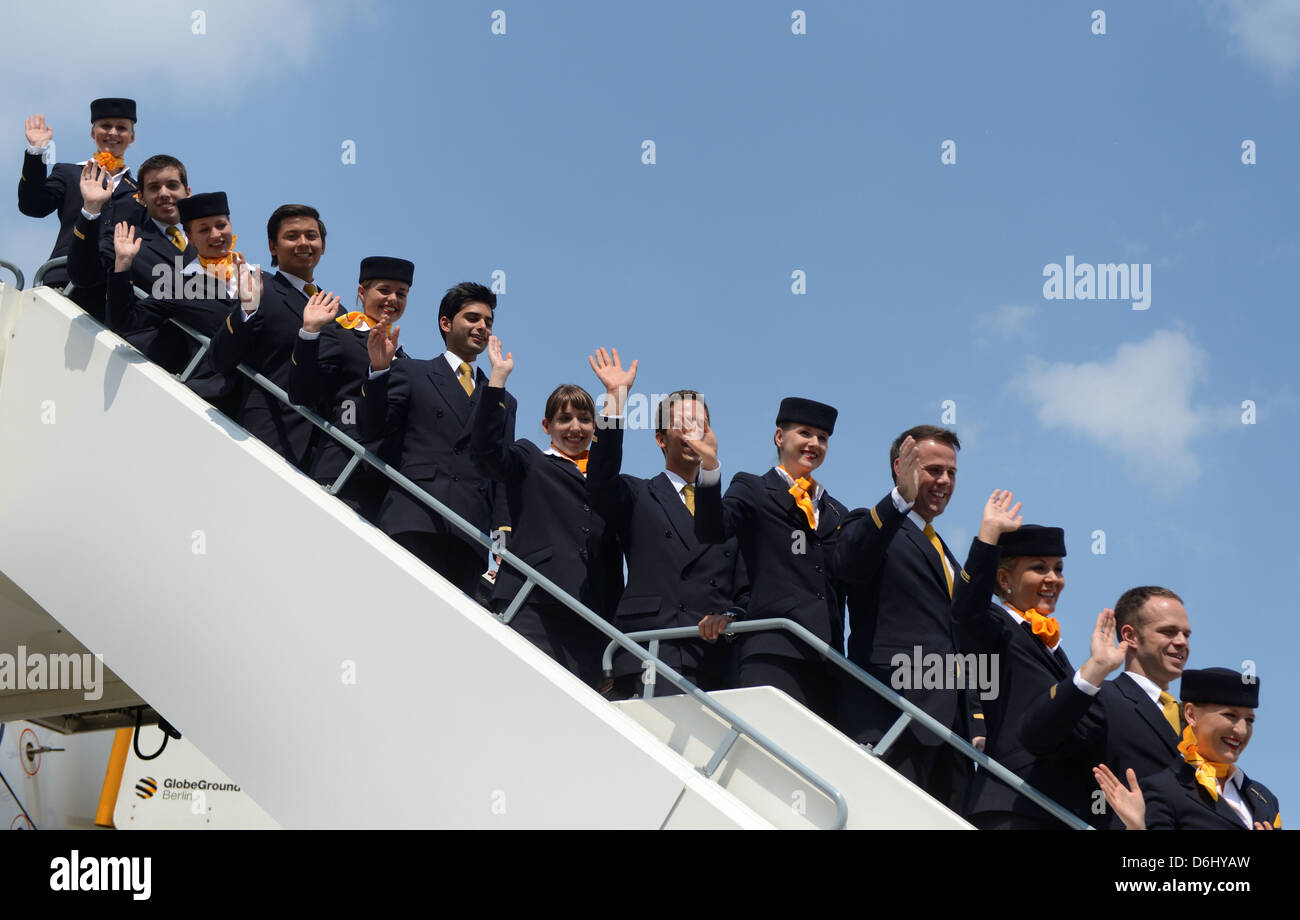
[1204,0,1300,79]
[1009,330,1217,490]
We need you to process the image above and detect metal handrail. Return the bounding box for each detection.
[32,258,852,830]
[0,259,24,289]
[602,620,1094,830]
[31,255,65,289]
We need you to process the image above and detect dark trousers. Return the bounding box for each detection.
[394,531,486,597]
[610,665,730,701]
[738,653,839,724]
[970,809,1062,831]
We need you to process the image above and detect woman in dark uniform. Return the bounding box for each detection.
[1095,667,1281,830]
[288,256,411,523]
[950,489,1084,828]
[470,334,623,689]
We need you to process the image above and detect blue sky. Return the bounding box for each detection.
[4,1,1297,814]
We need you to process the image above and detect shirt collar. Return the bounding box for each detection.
[662,468,689,493]
[278,270,311,295]
[444,350,476,375]
[772,465,824,501]
[1122,670,1166,707]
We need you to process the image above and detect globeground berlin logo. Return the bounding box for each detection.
[134,775,242,802]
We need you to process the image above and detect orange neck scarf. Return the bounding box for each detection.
[197,235,240,280]
[1179,725,1234,801]
[551,445,589,474]
[1006,602,1060,648]
[336,311,369,330]
[780,465,818,528]
[92,150,125,173]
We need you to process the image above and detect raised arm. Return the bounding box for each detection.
[586,346,638,524]
[1020,608,1128,759]
[18,115,60,218]
[288,291,341,407]
[470,335,524,483]
[951,489,1022,638]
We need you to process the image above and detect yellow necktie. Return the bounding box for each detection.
[1159,691,1181,736]
[458,361,474,396]
[682,483,695,516]
[166,226,186,251]
[304,283,319,297]
[923,523,953,597]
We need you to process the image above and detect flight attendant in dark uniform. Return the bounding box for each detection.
[105,191,253,413]
[471,335,622,689]
[950,490,1084,828]
[689,397,850,723]
[18,99,140,317]
[1095,668,1281,830]
[289,256,412,523]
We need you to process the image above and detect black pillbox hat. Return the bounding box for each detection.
[1180,668,1259,708]
[998,525,1066,557]
[90,98,136,123]
[177,192,229,224]
[359,256,415,286]
[776,397,837,435]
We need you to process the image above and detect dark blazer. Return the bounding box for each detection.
[587,421,749,685]
[290,321,407,481]
[834,493,969,746]
[1142,762,1281,830]
[18,153,139,290]
[951,537,1084,824]
[105,268,239,409]
[64,181,150,291]
[210,271,318,469]
[358,354,508,540]
[694,468,850,664]
[1021,670,1182,829]
[68,208,192,354]
[471,387,622,685]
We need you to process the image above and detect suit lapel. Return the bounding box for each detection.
[902,518,950,595]
[428,356,471,427]
[1016,619,1070,678]
[650,472,697,551]
[272,271,307,323]
[1117,673,1181,757]
[763,469,808,530]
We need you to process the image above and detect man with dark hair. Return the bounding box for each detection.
[1021,586,1191,828]
[209,203,327,470]
[586,363,748,699]
[833,425,976,813]
[67,153,191,296]
[18,99,140,317]
[360,281,511,595]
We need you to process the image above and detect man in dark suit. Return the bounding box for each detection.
[1021,585,1191,829]
[17,99,139,317]
[949,491,1084,828]
[361,281,511,595]
[71,154,193,369]
[209,204,327,470]
[833,425,974,813]
[691,397,851,723]
[586,357,748,698]
[1095,668,1280,830]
